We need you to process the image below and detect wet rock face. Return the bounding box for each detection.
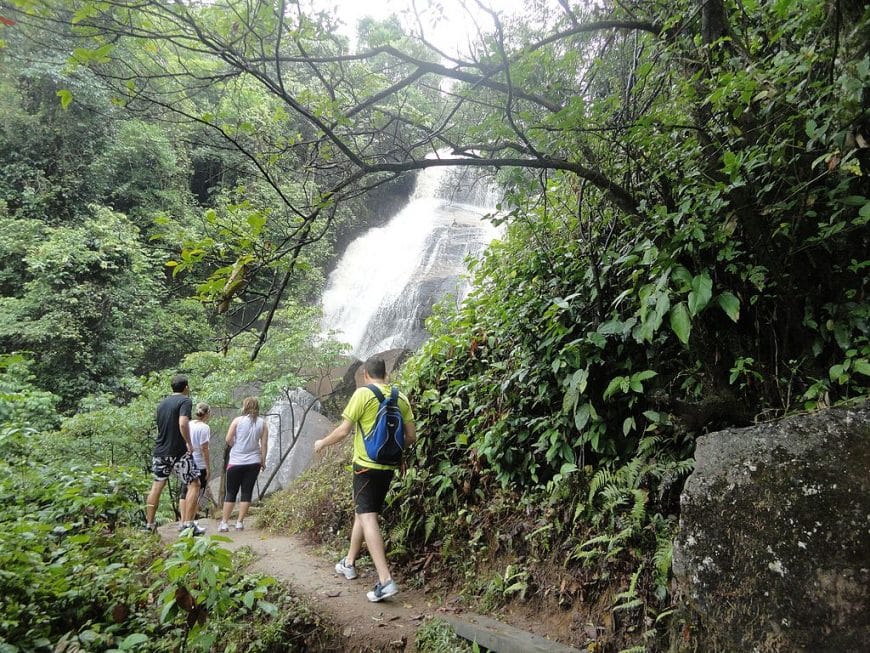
[672,402,870,652]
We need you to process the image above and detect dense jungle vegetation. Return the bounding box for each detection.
[0,0,867,650]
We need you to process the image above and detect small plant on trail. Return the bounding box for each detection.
[149,536,277,651]
[415,618,475,653]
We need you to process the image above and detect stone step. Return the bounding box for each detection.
[442,613,582,653]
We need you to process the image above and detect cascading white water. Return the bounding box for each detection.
[321,165,501,359]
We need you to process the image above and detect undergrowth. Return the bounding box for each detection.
[1,426,341,652]
[256,444,353,546]
[264,435,687,651]
[414,618,475,653]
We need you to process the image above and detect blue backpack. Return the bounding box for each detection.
[362,384,405,465]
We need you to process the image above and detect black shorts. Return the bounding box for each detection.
[181,468,207,499]
[352,464,394,514]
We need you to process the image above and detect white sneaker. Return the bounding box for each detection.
[218,521,229,532]
[235,521,244,531]
[367,579,398,602]
[335,558,358,580]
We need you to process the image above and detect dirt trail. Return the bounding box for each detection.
[160,521,436,651]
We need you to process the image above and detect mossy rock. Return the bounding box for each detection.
[672,402,870,652]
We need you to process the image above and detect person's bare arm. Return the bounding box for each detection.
[259,421,269,469]
[200,441,210,480]
[179,415,192,452]
[314,419,353,452]
[403,420,417,446]
[225,418,238,447]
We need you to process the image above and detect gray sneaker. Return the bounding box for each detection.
[366,579,398,602]
[335,558,358,580]
[180,523,206,537]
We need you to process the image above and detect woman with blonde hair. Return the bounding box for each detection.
[179,402,211,529]
[219,396,269,532]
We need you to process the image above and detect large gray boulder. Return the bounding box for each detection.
[672,402,869,652]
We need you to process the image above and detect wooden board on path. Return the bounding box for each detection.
[442,612,582,653]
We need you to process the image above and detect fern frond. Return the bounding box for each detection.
[424,513,438,544]
[629,488,648,525]
[636,435,660,457]
[588,467,612,502]
[653,537,673,583]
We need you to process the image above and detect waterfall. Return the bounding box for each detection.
[321,165,501,359]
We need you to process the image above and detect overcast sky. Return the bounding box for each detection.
[314,0,540,54]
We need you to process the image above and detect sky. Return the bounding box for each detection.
[313,0,542,54]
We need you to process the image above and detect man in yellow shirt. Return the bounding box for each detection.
[314,357,417,602]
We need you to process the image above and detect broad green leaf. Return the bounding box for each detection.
[120,634,149,650]
[717,292,740,322]
[603,376,629,400]
[574,403,591,430]
[670,302,691,345]
[629,369,657,393]
[688,273,712,316]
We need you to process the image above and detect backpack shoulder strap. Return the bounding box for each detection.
[366,383,386,403]
[389,385,399,404]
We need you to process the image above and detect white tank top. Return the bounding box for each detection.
[228,415,264,466]
[189,420,211,469]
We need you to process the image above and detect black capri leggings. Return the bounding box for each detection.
[224,463,260,503]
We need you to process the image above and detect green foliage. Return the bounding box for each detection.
[383,5,868,651]
[0,353,60,430]
[415,618,474,653]
[398,0,868,495]
[181,301,346,409]
[0,424,337,652]
[88,119,191,221]
[150,536,278,651]
[0,208,214,410]
[481,563,531,609]
[0,426,153,648]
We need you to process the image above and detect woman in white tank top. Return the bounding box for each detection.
[219,396,269,532]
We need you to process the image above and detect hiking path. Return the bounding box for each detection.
[160,521,440,651]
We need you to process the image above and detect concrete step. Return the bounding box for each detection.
[442,612,582,653]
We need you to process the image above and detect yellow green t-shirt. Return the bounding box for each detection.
[342,384,415,470]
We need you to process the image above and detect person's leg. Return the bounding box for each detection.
[145,480,166,526]
[346,514,364,565]
[183,479,200,523]
[222,501,234,523]
[236,464,259,525]
[145,456,171,527]
[222,465,242,524]
[351,465,395,585]
[178,480,190,523]
[175,455,202,526]
[237,501,251,522]
[357,511,391,583]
